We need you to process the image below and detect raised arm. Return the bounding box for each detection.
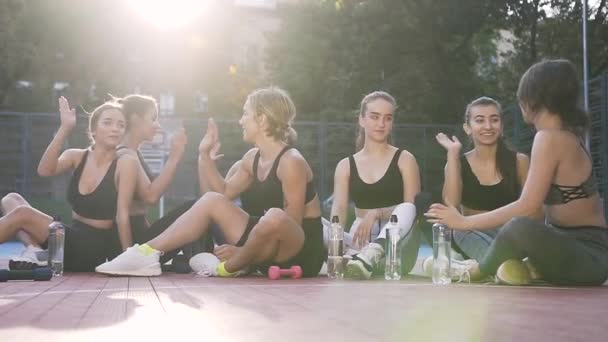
[198,118,252,197]
[330,158,351,227]
[436,133,463,207]
[38,97,81,176]
[130,128,187,204]
[115,155,138,250]
[427,131,557,230]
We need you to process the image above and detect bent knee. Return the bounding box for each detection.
[194,192,230,208]
[12,205,36,219]
[261,208,290,226]
[1,192,24,207]
[497,216,538,240]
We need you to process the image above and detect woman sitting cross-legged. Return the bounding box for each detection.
[95,87,326,277]
[426,59,608,286]
[330,91,422,280]
[0,97,138,271]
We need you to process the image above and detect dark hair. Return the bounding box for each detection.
[112,94,158,132]
[356,91,397,151]
[517,59,589,136]
[87,101,124,143]
[465,96,520,194]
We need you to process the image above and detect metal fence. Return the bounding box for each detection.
[0,112,459,207]
[2,73,607,217]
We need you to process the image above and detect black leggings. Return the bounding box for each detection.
[109,200,207,264]
[242,216,326,277]
[479,216,608,286]
[64,220,119,272]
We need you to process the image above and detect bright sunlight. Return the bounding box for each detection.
[128,0,208,29]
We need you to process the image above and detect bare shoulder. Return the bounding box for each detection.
[116,147,138,158]
[64,148,88,165]
[533,129,563,145]
[282,148,309,168]
[335,157,351,177]
[516,152,529,164]
[240,148,259,173]
[117,153,139,172]
[397,148,418,166]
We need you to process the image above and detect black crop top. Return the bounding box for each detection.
[349,149,404,209]
[67,150,119,220]
[460,155,519,211]
[240,146,317,217]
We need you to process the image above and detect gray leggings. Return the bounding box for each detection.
[453,228,499,261]
[479,217,608,286]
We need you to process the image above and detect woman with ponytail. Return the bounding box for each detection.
[433,97,533,264]
[96,87,325,278]
[427,59,608,286]
[331,91,422,280]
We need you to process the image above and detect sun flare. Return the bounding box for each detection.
[129,0,207,29]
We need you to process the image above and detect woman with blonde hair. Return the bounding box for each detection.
[96,87,325,277]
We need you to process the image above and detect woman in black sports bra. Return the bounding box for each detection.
[331,91,422,280]
[433,97,533,263]
[105,95,204,264]
[0,97,140,271]
[96,87,325,277]
[427,59,608,286]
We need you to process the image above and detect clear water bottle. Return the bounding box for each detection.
[384,215,401,280]
[327,215,344,279]
[48,217,66,276]
[432,223,451,285]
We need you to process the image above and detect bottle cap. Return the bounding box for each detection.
[331,215,339,223]
[390,214,398,223]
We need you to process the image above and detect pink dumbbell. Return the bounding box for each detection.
[268,265,303,280]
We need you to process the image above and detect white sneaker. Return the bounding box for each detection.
[345,242,384,280]
[189,253,220,277]
[9,245,47,270]
[95,244,161,276]
[422,256,478,283]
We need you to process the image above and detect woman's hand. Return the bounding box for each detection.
[424,203,469,230]
[435,133,462,154]
[213,244,240,261]
[58,96,76,132]
[352,210,378,249]
[199,118,224,160]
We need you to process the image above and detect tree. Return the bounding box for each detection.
[266,0,501,123]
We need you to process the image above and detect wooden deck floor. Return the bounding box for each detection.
[1,272,607,342]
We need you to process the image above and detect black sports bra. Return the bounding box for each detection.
[240,146,317,217]
[66,150,119,220]
[544,142,598,205]
[349,149,404,209]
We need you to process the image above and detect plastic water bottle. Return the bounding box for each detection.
[384,215,401,280]
[47,217,66,276]
[327,215,344,279]
[432,223,451,285]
